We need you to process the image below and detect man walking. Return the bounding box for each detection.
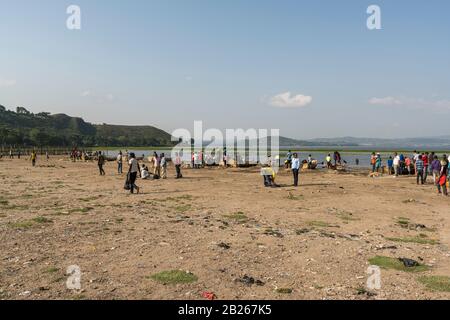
[175,152,183,179]
[98,151,106,176]
[393,152,401,177]
[292,153,300,187]
[117,151,123,174]
[160,153,167,179]
[415,155,425,185]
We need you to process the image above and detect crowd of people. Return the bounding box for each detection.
[371,151,449,196]
[4,146,448,197]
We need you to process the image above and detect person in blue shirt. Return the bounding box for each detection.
[285,150,292,169]
[415,155,425,185]
[387,156,394,175]
[291,153,300,187]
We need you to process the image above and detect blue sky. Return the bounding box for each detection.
[1,0,449,139]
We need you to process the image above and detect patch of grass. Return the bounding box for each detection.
[4,204,30,210]
[79,196,102,202]
[148,270,198,285]
[275,288,293,294]
[32,216,53,224]
[287,192,302,200]
[69,207,94,214]
[385,236,438,245]
[8,220,34,229]
[0,199,9,206]
[174,204,191,213]
[307,220,334,228]
[337,212,360,222]
[396,218,410,226]
[368,256,429,273]
[44,267,59,274]
[418,276,450,292]
[223,211,248,223]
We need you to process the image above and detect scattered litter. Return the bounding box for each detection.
[398,258,420,268]
[235,275,265,286]
[201,291,217,300]
[217,242,230,250]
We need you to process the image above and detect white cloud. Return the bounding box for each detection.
[81,90,116,102]
[0,78,16,88]
[369,96,450,111]
[185,76,193,81]
[269,92,312,108]
[369,96,402,106]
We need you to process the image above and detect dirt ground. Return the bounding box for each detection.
[1,156,450,300]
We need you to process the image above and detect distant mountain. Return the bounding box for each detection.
[0,105,174,147]
[278,136,351,147]
[308,136,450,149]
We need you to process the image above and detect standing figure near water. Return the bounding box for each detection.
[285,150,292,169]
[127,153,141,194]
[438,155,448,196]
[375,153,382,173]
[432,155,441,193]
[175,152,183,179]
[415,155,425,185]
[326,154,332,169]
[160,153,167,179]
[333,151,341,166]
[152,152,160,177]
[30,150,37,167]
[405,156,412,175]
[117,151,123,174]
[423,152,429,183]
[292,153,300,187]
[370,152,376,173]
[98,151,106,176]
[387,156,393,175]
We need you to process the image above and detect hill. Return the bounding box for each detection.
[0,105,174,148]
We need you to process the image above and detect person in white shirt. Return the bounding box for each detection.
[393,152,401,177]
[127,153,141,194]
[141,164,150,179]
[291,153,300,187]
[117,151,123,174]
[174,152,183,179]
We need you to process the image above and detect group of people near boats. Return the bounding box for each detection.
[111,151,185,194]
[371,151,449,196]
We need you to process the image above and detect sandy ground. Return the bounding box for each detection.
[1,156,450,300]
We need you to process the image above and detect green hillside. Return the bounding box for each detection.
[0,105,174,147]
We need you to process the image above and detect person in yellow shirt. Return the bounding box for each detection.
[30,150,37,167]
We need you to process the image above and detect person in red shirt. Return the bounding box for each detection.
[422,152,429,183]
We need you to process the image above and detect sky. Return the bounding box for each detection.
[1,0,449,139]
